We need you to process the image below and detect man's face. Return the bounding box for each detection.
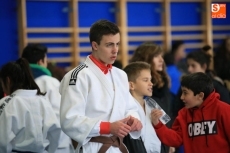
[92,33,120,65]
[180,87,203,108]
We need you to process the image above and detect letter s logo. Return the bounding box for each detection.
[212,4,220,13]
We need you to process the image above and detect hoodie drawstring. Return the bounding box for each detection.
[201,107,209,147]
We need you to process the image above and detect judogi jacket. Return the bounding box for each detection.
[0,89,61,153]
[30,64,72,150]
[135,98,161,153]
[59,56,141,153]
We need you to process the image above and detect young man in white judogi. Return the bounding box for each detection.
[22,44,73,153]
[59,20,143,153]
[124,62,162,153]
[0,58,61,153]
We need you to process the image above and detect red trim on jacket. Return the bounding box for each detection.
[89,55,112,74]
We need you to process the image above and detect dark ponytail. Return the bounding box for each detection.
[0,58,45,95]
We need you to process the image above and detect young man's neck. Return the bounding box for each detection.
[89,54,112,74]
[91,54,108,66]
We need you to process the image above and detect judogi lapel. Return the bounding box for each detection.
[85,57,114,100]
[109,69,129,122]
[86,57,126,122]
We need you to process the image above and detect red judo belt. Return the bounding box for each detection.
[89,135,128,153]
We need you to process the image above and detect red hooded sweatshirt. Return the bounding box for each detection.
[154,91,230,153]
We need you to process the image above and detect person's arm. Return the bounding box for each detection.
[123,75,142,138]
[88,117,132,138]
[59,71,101,145]
[35,76,61,119]
[0,100,15,153]
[151,109,183,147]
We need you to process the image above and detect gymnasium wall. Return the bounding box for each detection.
[0,1,230,68]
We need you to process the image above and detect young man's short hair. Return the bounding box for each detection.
[89,20,120,45]
[181,72,214,100]
[123,61,151,82]
[22,44,47,64]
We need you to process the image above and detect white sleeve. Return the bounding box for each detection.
[87,121,101,138]
[0,100,15,153]
[43,102,61,153]
[59,71,100,145]
[123,74,141,138]
[126,93,142,139]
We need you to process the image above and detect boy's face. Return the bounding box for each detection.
[180,87,204,108]
[187,59,206,74]
[91,33,120,65]
[152,53,164,71]
[130,69,153,98]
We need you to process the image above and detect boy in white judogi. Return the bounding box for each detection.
[59,20,142,153]
[124,62,161,153]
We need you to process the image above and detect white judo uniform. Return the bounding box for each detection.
[35,75,73,153]
[59,56,141,153]
[134,99,161,153]
[0,89,61,153]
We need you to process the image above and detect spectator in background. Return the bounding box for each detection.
[214,37,230,91]
[164,40,186,96]
[130,42,172,153]
[22,44,73,153]
[47,62,67,82]
[202,45,224,85]
[186,49,230,104]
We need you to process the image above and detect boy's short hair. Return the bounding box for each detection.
[181,72,214,100]
[89,20,120,45]
[123,61,151,82]
[22,44,47,64]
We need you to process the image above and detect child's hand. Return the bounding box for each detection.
[151,109,163,126]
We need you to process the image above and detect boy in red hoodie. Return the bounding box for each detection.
[152,72,230,153]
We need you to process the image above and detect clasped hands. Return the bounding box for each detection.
[110,116,142,138]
